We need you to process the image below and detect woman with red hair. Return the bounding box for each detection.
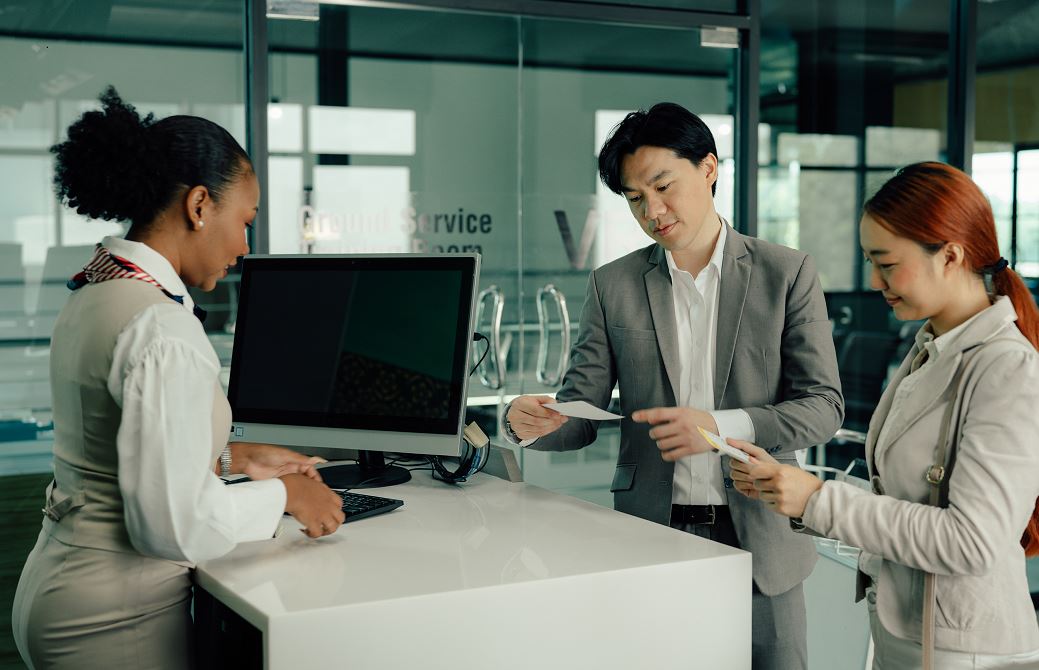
[730,162,1039,668]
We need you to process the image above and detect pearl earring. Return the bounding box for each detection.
[197,220,205,229]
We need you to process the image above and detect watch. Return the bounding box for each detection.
[502,418,517,442]
[219,446,232,477]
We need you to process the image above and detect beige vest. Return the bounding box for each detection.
[43,278,229,555]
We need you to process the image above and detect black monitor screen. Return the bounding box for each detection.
[227,255,477,435]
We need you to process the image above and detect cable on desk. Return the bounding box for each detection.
[469,332,490,375]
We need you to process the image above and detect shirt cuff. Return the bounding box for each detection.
[226,478,287,543]
[710,409,756,443]
[500,401,539,447]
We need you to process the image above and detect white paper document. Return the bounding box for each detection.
[544,401,624,421]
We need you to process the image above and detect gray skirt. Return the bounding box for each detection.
[12,529,194,670]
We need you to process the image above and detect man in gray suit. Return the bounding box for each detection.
[503,103,843,669]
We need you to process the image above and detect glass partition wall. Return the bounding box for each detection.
[262,4,742,502]
[0,6,749,660]
[0,1,248,664]
[516,18,736,501]
[971,0,1039,278]
[2,0,1034,666]
[758,0,953,469]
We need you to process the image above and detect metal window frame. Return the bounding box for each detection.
[312,0,750,29]
[735,0,759,237]
[245,0,270,253]
[947,0,977,174]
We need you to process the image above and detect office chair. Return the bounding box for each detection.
[836,330,901,431]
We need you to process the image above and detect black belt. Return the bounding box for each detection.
[670,504,729,526]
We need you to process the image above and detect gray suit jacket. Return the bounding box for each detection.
[529,224,844,596]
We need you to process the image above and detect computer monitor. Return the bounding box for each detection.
[226,253,480,490]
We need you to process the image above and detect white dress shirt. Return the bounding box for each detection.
[666,223,755,505]
[102,236,285,564]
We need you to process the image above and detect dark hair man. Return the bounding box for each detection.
[503,102,844,670]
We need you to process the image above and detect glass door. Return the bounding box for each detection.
[261,4,742,499]
[264,5,522,434]
[515,18,738,501]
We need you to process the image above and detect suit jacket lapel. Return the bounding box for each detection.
[715,227,751,407]
[867,299,1018,473]
[872,347,961,468]
[865,352,910,472]
[644,246,681,403]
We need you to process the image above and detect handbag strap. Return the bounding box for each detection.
[920,338,1014,668]
[923,390,957,670]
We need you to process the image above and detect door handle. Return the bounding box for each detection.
[475,285,505,390]
[535,284,571,386]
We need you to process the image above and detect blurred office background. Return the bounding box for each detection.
[1,0,1037,667]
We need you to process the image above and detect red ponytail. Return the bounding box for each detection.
[866,162,1039,556]
[992,269,1039,555]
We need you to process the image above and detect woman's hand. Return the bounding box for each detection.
[727,439,822,518]
[226,442,326,482]
[280,473,345,538]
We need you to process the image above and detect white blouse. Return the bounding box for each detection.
[101,236,285,565]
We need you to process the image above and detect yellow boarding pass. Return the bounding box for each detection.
[697,426,751,463]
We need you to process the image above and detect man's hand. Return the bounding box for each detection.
[727,439,821,517]
[506,395,567,441]
[227,442,326,482]
[631,407,719,462]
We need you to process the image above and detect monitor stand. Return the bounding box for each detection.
[319,450,411,490]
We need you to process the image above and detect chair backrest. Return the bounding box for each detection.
[0,243,23,281]
[41,244,95,280]
[33,245,95,314]
[0,243,26,315]
[837,330,902,431]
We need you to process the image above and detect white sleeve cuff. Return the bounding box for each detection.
[711,409,756,443]
[226,478,287,542]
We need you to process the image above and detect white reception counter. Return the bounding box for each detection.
[195,470,752,669]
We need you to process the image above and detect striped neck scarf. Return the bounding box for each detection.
[68,244,207,324]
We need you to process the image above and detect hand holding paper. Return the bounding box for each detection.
[696,426,751,463]
[506,395,568,441]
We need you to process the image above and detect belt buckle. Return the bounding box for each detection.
[704,504,716,525]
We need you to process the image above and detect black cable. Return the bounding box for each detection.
[474,444,490,475]
[342,476,383,492]
[388,455,428,465]
[342,459,437,488]
[470,332,490,376]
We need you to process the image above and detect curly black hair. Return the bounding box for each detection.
[51,85,252,228]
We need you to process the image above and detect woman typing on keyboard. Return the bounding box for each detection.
[12,86,345,670]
